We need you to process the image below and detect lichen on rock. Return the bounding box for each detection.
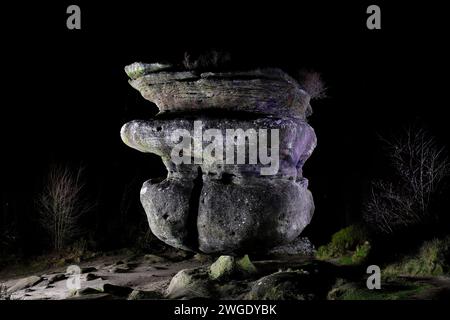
[209,255,257,280]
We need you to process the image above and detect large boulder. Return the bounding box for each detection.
[121,62,317,255]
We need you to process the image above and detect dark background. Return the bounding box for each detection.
[1,1,448,255]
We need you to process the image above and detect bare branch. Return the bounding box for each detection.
[364,127,449,234]
[298,69,328,100]
[37,165,95,251]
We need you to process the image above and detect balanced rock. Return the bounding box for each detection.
[121,62,317,254]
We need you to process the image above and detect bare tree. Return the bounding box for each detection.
[298,69,328,100]
[364,127,449,234]
[38,165,94,251]
[384,127,448,213]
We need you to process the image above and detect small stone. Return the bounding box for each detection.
[209,255,257,280]
[236,255,258,275]
[127,289,162,300]
[86,273,101,281]
[246,271,316,300]
[102,284,133,297]
[46,273,67,284]
[76,287,102,296]
[209,256,235,280]
[166,268,211,299]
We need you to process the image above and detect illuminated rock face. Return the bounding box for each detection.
[121,63,317,255]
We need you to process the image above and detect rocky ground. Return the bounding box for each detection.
[1,248,450,300]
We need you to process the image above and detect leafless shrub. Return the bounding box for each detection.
[364,127,449,234]
[384,127,448,213]
[298,69,328,100]
[365,181,418,234]
[183,50,231,71]
[37,165,95,251]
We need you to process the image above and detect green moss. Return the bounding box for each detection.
[236,255,257,275]
[209,255,257,280]
[384,236,450,277]
[209,256,235,280]
[316,225,370,264]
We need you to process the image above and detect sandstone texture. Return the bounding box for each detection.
[121,62,317,254]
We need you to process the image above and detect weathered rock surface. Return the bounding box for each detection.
[209,255,257,280]
[269,237,316,256]
[166,267,212,299]
[7,276,42,293]
[121,62,317,254]
[127,68,311,118]
[246,271,317,300]
[128,289,163,300]
[121,117,316,179]
[102,283,133,297]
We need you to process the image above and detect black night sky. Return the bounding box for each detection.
[1,1,449,254]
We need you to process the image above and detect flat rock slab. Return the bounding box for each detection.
[127,68,311,118]
[7,275,42,293]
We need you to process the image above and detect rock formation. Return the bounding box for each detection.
[121,62,317,255]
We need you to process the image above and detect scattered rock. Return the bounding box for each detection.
[327,279,356,300]
[166,268,211,299]
[68,293,112,300]
[86,273,102,281]
[76,287,103,296]
[46,273,67,284]
[209,255,257,280]
[236,255,258,275]
[246,271,317,300]
[102,284,133,297]
[128,289,163,300]
[7,276,42,293]
[209,256,235,280]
